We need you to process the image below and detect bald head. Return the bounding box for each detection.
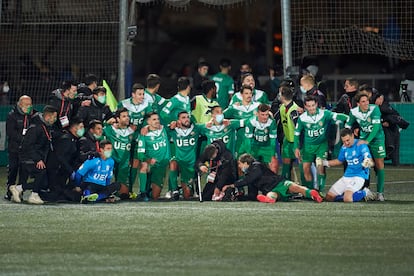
[18,95,33,114]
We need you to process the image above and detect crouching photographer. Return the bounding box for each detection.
[196,139,237,201]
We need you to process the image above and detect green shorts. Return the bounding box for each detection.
[114,162,131,184]
[271,180,294,201]
[149,160,169,187]
[301,142,328,163]
[251,146,277,163]
[177,160,195,185]
[282,138,296,159]
[368,141,386,159]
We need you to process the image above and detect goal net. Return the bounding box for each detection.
[0,0,119,104]
[290,0,414,63]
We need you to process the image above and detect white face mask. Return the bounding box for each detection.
[215,114,224,123]
[103,150,112,158]
[3,86,9,93]
[97,95,106,104]
[300,86,307,94]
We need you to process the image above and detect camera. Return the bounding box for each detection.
[127,25,137,41]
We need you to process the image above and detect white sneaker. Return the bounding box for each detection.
[165,191,172,199]
[377,193,385,202]
[28,192,44,204]
[9,185,22,203]
[363,188,376,202]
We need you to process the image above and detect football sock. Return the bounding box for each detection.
[334,190,366,202]
[169,170,178,191]
[304,189,311,198]
[377,169,385,193]
[352,190,366,202]
[299,164,307,186]
[282,164,291,180]
[139,173,147,193]
[318,174,326,192]
[83,189,91,196]
[96,193,106,201]
[129,168,137,192]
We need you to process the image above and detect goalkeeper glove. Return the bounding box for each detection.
[362,158,374,168]
[316,157,329,167]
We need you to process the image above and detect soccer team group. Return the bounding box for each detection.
[5,63,386,205]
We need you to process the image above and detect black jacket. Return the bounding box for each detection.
[78,131,100,163]
[196,139,237,189]
[6,105,36,153]
[234,161,285,197]
[76,98,113,128]
[333,90,357,114]
[47,130,81,175]
[48,89,73,128]
[306,86,327,108]
[19,113,54,164]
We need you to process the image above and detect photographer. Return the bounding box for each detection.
[360,85,409,165]
[196,139,237,201]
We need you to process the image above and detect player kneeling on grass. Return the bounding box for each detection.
[317,128,375,203]
[221,153,322,203]
[74,140,120,203]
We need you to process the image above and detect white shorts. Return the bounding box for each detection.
[328,176,365,196]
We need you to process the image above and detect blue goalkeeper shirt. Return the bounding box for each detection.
[76,157,114,186]
[338,139,371,179]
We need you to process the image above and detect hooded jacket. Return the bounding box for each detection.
[196,139,237,189]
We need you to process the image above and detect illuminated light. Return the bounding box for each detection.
[273,46,282,54]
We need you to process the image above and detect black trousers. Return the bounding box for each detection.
[85,182,120,200]
[21,162,48,193]
[6,151,20,186]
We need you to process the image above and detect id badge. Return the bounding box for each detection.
[22,128,27,136]
[60,116,69,128]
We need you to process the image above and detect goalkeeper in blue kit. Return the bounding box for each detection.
[74,140,120,203]
[319,128,375,202]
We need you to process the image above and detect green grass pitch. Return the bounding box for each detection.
[1,166,414,275]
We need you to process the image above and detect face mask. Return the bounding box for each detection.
[70,92,78,100]
[76,127,85,137]
[241,166,248,173]
[3,86,9,93]
[93,133,102,140]
[97,95,106,104]
[300,86,307,94]
[24,106,33,115]
[103,150,112,158]
[215,114,224,123]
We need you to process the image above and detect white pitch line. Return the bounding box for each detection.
[1,202,414,214]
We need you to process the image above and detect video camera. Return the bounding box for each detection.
[400,83,411,102]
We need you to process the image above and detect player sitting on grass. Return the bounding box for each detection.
[221,153,323,204]
[74,139,120,203]
[317,128,376,202]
